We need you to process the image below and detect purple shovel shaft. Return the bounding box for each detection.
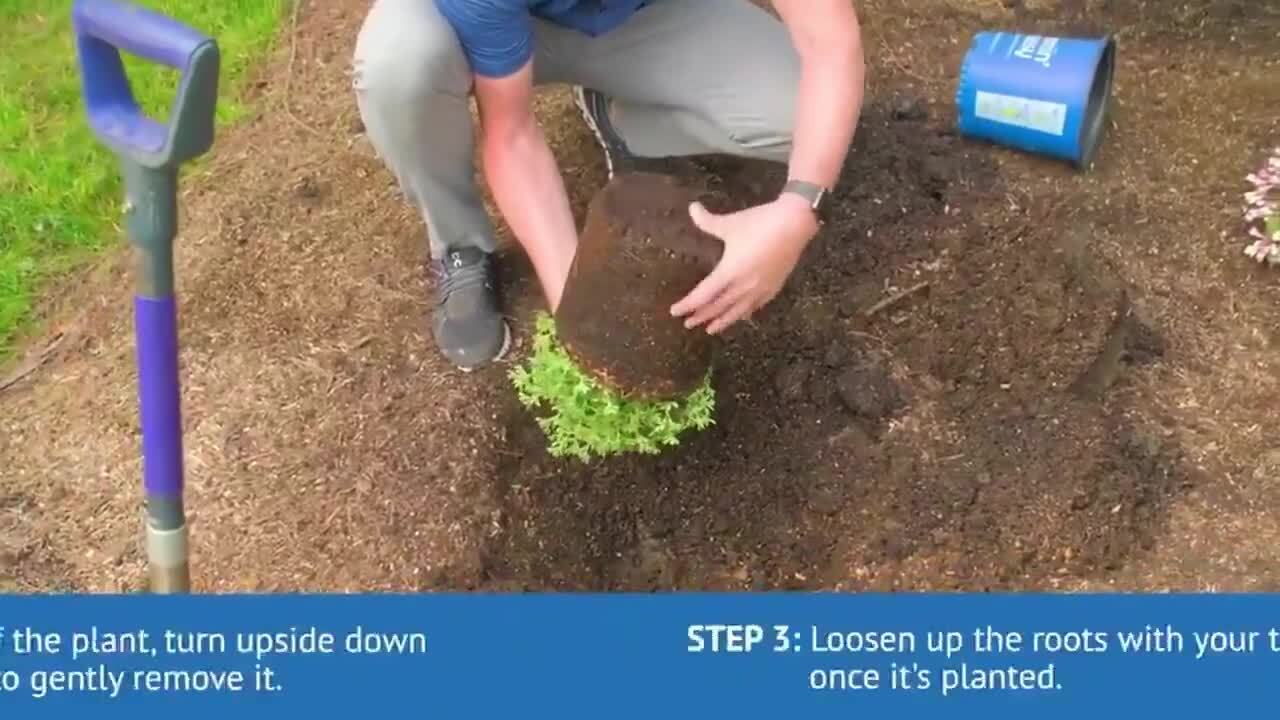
[135,295,184,499]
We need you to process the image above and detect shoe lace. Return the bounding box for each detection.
[433,251,490,301]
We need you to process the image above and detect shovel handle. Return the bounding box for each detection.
[73,0,208,68]
[72,0,219,168]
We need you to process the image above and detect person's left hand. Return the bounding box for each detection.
[671,193,818,334]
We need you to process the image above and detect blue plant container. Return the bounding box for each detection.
[956,31,1116,169]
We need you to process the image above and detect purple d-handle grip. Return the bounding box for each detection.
[72,0,208,69]
[72,0,211,157]
[135,296,184,499]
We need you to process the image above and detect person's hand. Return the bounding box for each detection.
[671,194,818,334]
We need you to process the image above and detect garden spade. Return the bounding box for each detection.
[71,0,220,592]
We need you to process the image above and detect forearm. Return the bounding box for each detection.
[785,22,865,189]
[482,119,578,311]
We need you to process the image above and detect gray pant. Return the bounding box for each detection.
[352,0,800,259]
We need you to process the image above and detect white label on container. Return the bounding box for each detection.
[974,90,1068,136]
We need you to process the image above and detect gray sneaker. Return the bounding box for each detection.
[430,247,511,371]
[573,86,635,179]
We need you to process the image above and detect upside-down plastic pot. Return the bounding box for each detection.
[956,31,1116,168]
[555,172,723,402]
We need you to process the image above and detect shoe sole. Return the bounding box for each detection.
[457,321,512,374]
[573,86,615,180]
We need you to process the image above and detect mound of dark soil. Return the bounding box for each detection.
[445,101,1193,592]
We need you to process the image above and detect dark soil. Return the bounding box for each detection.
[471,103,1191,591]
[556,172,723,400]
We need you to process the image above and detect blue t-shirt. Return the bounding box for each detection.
[435,0,648,78]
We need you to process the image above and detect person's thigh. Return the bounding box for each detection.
[567,0,801,142]
[529,17,593,85]
[354,0,474,98]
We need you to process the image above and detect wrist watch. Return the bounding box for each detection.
[780,179,831,224]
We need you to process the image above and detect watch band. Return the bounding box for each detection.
[781,179,830,223]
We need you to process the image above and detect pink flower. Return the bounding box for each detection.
[1240,146,1280,267]
[1246,204,1275,222]
[1244,238,1279,265]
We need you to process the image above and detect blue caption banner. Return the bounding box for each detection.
[0,593,1276,716]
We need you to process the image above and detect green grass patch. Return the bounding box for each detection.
[0,0,287,359]
[510,313,716,463]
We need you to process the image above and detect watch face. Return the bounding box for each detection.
[784,180,828,222]
[813,190,830,223]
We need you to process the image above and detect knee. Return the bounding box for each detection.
[740,85,797,151]
[353,0,471,103]
[723,57,799,159]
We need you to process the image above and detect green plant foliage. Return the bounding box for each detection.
[509,312,715,462]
